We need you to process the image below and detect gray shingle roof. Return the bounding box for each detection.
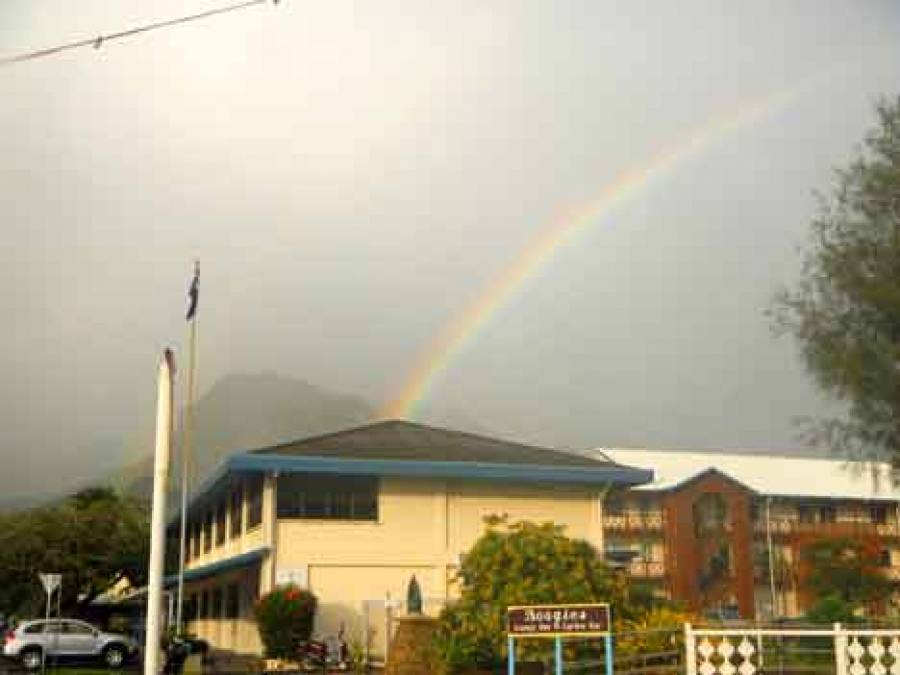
[252,420,613,469]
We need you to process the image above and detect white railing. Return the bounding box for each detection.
[603,512,665,530]
[627,560,666,578]
[756,519,900,537]
[685,623,900,675]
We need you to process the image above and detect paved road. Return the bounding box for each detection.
[0,662,141,675]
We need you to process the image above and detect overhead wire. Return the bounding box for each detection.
[0,0,278,67]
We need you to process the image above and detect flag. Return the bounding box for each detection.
[186,266,199,320]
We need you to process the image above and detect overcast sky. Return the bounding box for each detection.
[3,1,900,497]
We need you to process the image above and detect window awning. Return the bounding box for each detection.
[164,547,270,588]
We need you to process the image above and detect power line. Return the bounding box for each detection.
[0,0,278,68]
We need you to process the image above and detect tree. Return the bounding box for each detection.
[0,487,150,616]
[799,536,890,616]
[433,517,639,672]
[771,96,900,464]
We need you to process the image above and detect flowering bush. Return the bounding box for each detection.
[617,606,697,657]
[254,585,318,659]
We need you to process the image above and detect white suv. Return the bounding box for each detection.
[4,619,137,669]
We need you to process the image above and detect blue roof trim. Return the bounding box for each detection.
[232,453,651,485]
[179,453,653,522]
[164,547,270,587]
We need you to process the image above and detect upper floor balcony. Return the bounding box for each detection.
[754,518,900,538]
[603,511,665,531]
[626,560,667,578]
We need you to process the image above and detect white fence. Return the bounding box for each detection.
[685,624,900,675]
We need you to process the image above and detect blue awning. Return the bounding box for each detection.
[164,547,270,588]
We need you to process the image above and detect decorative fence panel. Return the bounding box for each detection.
[685,625,900,675]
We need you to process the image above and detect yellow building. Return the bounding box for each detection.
[167,421,650,657]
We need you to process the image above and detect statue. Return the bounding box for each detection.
[385,575,438,675]
[406,574,423,615]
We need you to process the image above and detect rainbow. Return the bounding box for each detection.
[381,70,844,420]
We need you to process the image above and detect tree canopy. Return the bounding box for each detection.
[772,96,900,464]
[432,517,654,671]
[0,487,149,617]
[799,535,890,616]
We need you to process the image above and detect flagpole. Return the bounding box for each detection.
[176,261,199,634]
[145,350,175,675]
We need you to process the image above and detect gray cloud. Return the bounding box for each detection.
[3,0,900,496]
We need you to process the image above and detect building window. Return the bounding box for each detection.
[226,584,240,619]
[872,505,889,525]
[277,474,379,521]
[192,522,202,558]
[605,494,624,516]
[247,476,263,529]
[798,505,816,524]
[199,590,209,619]
[184,522,192,563]
[185,594,198,622]
[230,487,243,539]
[191,522,200,558]
[215,500,227,547]
[820,504,836,523]
[202,511,213,552]
[211,587,223,619]
[638,495,656,516]
[750,501,760,522]
[693,493,729,536]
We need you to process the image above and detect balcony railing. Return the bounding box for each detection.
[603,512,665,530]
[755,519,900,537]
[626,560,666,578]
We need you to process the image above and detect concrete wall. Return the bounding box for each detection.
[276,477,602,655]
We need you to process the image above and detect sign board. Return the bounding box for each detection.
[507,603,610,638]
[39,573,62,595]
[276,566,309,589]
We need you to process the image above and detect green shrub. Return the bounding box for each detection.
[254,585,317,659]
[616,606,696,658]
[805,595,855,625]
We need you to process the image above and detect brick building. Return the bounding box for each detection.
[598,449,900,619]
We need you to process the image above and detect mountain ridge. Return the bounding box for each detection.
[107,372,379,499]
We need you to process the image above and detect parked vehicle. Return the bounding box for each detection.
[3,619,138,670]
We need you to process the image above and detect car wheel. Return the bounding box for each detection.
[20,648,42,670]
[103,645,126,669]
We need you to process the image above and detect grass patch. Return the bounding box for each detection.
[42,667,138,675]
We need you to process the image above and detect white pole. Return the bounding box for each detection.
[41,592,51,675]
[144,350,175,675]
[766,496,778,618]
